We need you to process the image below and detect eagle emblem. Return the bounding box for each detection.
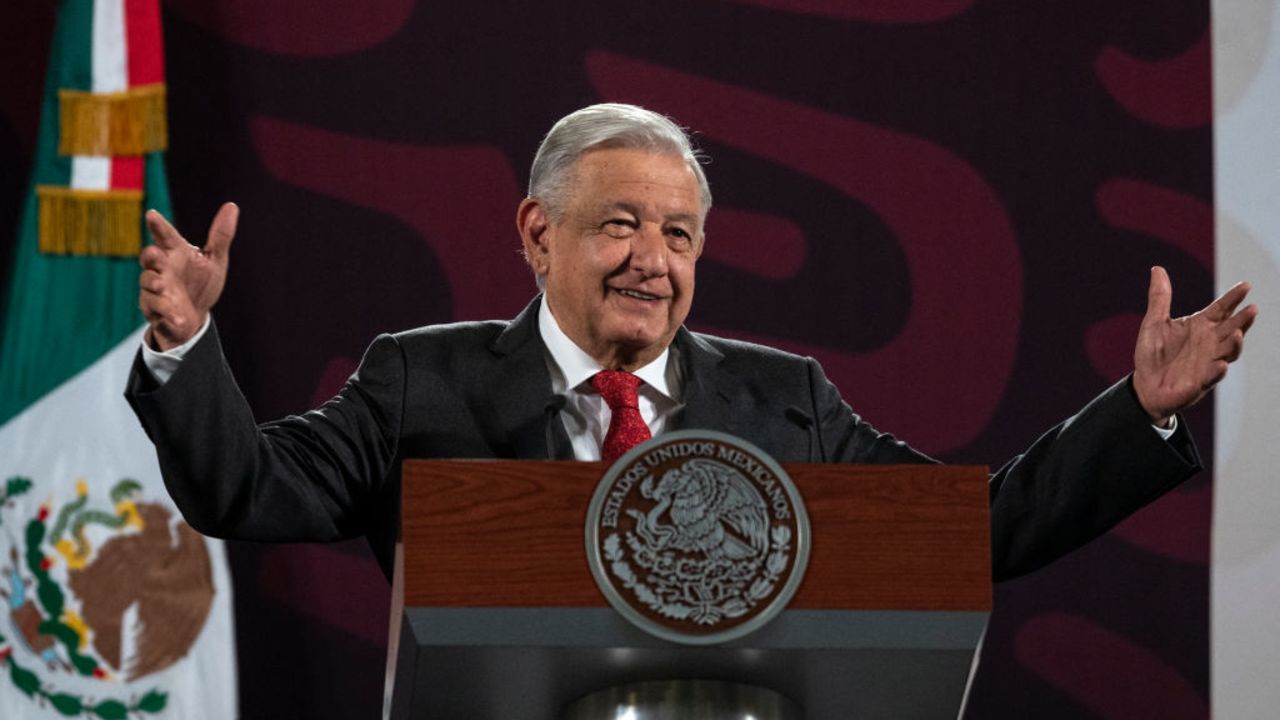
[631,459,769,561]
[0,477,215,718]
[586,431,810,645]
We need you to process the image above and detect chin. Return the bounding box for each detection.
[606,327,668,354]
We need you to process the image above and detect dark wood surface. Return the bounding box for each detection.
[401,460,991,611]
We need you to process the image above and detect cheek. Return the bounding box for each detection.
[563,246,614,281]
[672,260,696,296]
[554,258,594,291]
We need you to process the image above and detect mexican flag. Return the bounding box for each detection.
[0,1,236,718]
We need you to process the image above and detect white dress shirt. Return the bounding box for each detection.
[537,298,684,460]
[140,315,212,384]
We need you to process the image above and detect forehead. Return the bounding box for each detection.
[567,148,703,217]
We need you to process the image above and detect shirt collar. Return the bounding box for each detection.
[538,295,677,401]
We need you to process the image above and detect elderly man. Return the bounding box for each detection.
[126,104,1256,582]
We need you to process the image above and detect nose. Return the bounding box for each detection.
[628,223,668,277]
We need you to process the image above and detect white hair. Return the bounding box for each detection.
[527,103,712,219]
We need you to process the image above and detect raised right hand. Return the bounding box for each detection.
[138,202,239,351]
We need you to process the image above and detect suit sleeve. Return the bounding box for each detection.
[806,358,1201,581]
[124,320,405,543]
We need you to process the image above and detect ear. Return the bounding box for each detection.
[516,197,552,275]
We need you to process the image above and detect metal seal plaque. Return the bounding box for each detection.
[585,430,811,645]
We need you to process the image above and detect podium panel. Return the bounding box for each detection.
[387,461,991,720]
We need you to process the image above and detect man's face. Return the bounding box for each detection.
[519,147,704,370]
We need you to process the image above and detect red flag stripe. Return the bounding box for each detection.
[110,156,143,190]
[110,0,162,191]
[124,0,164,86]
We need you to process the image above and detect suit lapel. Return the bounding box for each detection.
[489,309,740,456]
[488,296,574,460]
[671,327,738,435]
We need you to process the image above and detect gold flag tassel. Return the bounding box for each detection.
[36,186,143,257]
[58,83,168,156]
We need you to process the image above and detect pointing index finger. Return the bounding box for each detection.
[145,209,186,251]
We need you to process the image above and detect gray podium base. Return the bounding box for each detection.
[386,607,988,720]
[563,679,803,720]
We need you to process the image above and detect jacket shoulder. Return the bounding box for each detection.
[686,330,813,369]
[352,320,514,378]
[390,319,509,347]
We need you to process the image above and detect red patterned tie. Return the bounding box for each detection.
[591,370,652,463]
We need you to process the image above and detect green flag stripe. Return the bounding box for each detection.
[0,0,171,425]
[27,0,91,193]
[49,0,94,106]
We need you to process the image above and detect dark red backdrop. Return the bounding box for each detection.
[1,2,1214,718]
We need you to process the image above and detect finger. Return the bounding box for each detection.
[1205,281,1251,321]
[1217,329,1245,363]
[138,244,167,271]
[145,209,187,251]
[139,292,169,321]
[1215,303,1259,340]
[1234,303,1259,336]
[139,269,165,294]
[203,202,239,258]
[1143,266,1172,323]
[1202,359,1229,390]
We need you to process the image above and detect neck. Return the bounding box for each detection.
[594,347,660,373]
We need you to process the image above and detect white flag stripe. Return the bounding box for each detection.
[70,156,111,190]
[0,326,237,719]
[91,0,127,93]
[69,0,127,190]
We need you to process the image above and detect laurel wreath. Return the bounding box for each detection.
[0,649,167,720]
[0,476,33,525]
[604,525,793,626]
[0,476,170,718]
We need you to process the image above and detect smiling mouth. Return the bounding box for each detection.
[613,288,663,302]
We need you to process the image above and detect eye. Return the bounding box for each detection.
[666,226,695,248]
[602,219,635,238]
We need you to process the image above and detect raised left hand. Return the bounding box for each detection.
[1133,266,1258,426]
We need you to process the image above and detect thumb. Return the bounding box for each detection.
[1144,266,1172,324]
[203,202,239,258]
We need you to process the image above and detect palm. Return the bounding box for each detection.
[176,251,226,313]
[1132,267,1256,424]
[138,203,238,350]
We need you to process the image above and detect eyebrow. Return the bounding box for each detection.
[601,202,640,217]
[599,202,698,225]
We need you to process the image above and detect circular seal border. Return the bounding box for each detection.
[584,429,811,645]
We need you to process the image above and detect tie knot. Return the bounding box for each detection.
[591,370,642,411]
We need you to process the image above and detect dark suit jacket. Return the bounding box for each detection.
[125,297,1200,582]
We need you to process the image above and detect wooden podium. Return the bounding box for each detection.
[385,460,991,719]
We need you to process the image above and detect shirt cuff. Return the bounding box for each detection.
[1153,415,1178,441]
[140,316,212,385]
